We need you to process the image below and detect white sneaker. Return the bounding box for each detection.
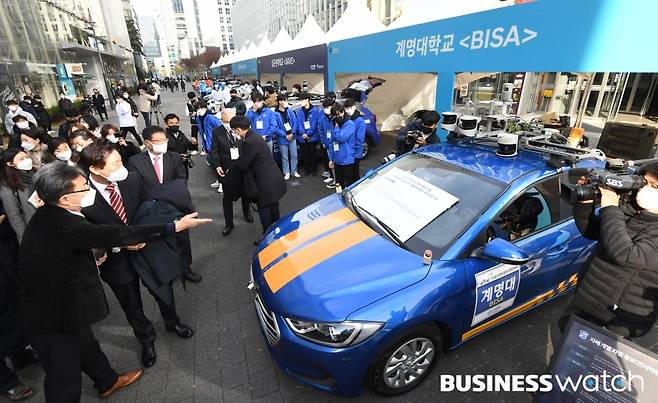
[293,172,301,178]
[211,180,221,188]
[217,184,223,193]
[284,173,290,180]
[200,151,207,156]
[190,150,199,155]
[323,177,333,184]
[321,171,330,179]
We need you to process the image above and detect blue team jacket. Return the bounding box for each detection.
[295,106,319,143]
[327,119,356,165]
[273,108,299,145]
[316,112,334,148]
[350,111,366,159]
[198,113,221,152]
[246,107,276,142]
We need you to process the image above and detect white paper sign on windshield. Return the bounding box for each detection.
[353,167,459,242]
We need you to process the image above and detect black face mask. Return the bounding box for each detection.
[334,115,347,125]
[168,125,179,132]
[421,125,434,134]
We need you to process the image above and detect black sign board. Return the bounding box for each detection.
[535,315,658,402]
[257,44,327,74]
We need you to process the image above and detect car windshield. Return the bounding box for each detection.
[346,153,507,257]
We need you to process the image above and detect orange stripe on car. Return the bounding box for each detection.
[258,208,356,269]
[264,222,377,293]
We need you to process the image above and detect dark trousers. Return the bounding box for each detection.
[302,141,318,174]
[258,202,280,234]
[97,108,108,121]
[141,112,151,127]
[28,327,118,402]
[120,126,142,146]
[144,283,180,329]
[321,145,332,175]
[354,158,362,180]
[190,124,198,140]
[108,279,156,345]
[335,163,357,188]
[223,196,251,226]
[0,360,18,394]
[175,230,193,271]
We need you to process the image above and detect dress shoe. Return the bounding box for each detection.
[183,271,202,283]
[222,225,234,236]
[166,323,194,338]
[2,384,34,401]
[141,343,157,368]
[244,215,254,223]
[100,368,143,398]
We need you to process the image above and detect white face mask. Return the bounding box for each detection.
[56,149,72,161]
[92,128,101,138]
[345,107,356,116]
[74,145,84,153]
[197,109,207,116]
[636,186,658,214]
[16,121,29,129]
[79,188,97,208]
[151,142,168,154]
[21,141,36,152]
[222,122,231,131]
[16,158,33,171]
[103,165,129,182]
[323,107,331,115]
[106,134,119,144]
[9,105,18,112]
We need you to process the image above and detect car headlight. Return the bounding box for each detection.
[284,318,382,347]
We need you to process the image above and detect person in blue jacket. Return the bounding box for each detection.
[195,100,223,189]
[344,98,366,180]
[246,92,276,153]
[327,103,357,189]
[295,93,319,176]
[273,93,299,180]
[317,98,336,188]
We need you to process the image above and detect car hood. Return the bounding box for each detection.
[252,194,430,322]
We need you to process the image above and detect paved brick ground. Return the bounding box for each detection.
[19,90,573,402]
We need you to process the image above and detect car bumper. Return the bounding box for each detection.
[251,290,387,397]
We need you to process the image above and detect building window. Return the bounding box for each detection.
[222,34,226,41]
[218,8,223,14]
[220,26,225,32]
[230,43,234,49]
[226,17,231,23]
[219,16,224,23]
[225,7,230,14]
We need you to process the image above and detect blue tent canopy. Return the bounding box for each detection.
[327,0,658,114]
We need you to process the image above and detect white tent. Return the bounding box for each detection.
[291,14,326,48]
[269,27,294,54]
[388,0,511,29]
[326,0,385,42]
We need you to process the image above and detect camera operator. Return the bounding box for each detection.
[394,110,440,156]
[164,113,198,179]
[561,161,658,348]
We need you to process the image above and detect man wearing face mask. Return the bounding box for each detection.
[225,89,246,116]
[246,92,276,153]
[560,161,658,349]
[164,114,197,179]
[57,108,82,139]
[211,108,253,235]
[394,110,440,157]
[318,98,336,187]
[4,100,37,139]
[195,100,221,157]
[81,141,189,368]
[129,126,202,283]
[18,162,210,402]
[343,98,366,179]
[295,93,319,176]
[328,103,357,189]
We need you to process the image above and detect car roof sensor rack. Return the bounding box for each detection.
[455,131,607,168]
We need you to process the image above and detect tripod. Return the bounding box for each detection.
[150,102,165,125]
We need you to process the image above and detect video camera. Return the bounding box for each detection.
[405,129,423,145]
[571,169,645,202]
[182,152,196,168]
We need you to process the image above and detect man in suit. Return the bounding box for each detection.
[128,125,202,283]
[80,141,194,368]
[230,116,286,241]
[211,108,253,236]
[18,162,210,402]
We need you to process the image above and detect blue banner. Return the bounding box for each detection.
[232,59,257,75]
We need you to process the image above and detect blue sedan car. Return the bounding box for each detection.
[249,140,600,396]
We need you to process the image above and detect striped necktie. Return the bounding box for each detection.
[105,183,127,224]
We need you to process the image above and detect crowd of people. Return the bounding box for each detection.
[1,89,213,401]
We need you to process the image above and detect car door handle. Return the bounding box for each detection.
[546,245,568,256]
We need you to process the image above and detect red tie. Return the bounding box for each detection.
[105,183,127,224]
[153,155,163,183]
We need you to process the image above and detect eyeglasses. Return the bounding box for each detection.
[64,185,90,196]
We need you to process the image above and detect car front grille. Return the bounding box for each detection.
[254,292,280,346]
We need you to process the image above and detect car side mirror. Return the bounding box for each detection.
[480,238,529,265]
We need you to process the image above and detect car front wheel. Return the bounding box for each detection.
[369,325,441,396]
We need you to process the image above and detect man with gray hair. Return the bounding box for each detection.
[211,108,253,235]
[17,163,211,402]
